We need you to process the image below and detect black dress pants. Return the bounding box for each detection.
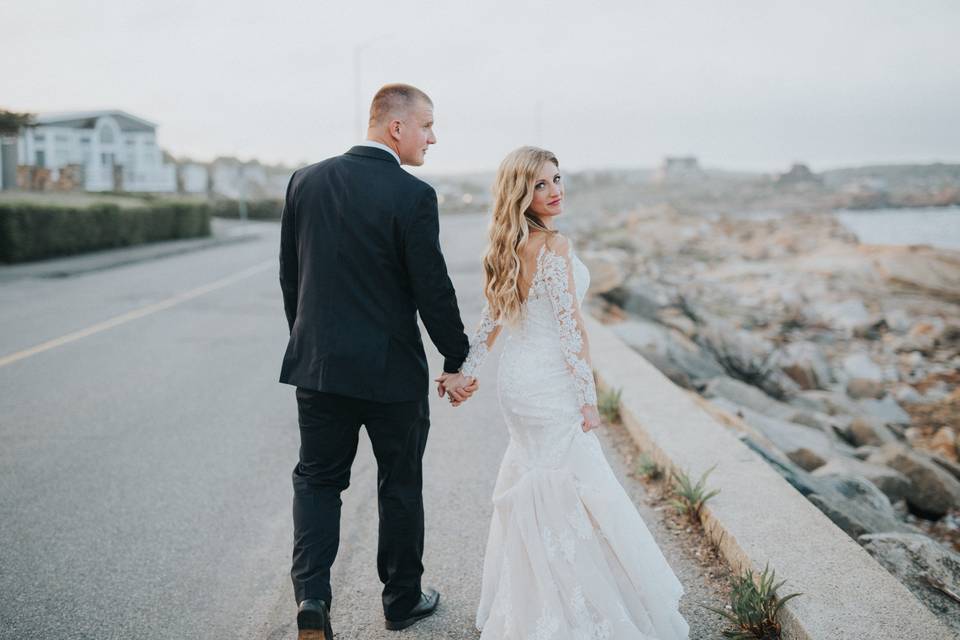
[291,387,430,620]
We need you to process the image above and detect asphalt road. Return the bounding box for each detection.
[0,213,708,639]
[0,214,499,639]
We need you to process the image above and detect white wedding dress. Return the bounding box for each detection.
[461,237,690,640]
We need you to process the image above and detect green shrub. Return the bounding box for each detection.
[210,198,283,220]
[597,385,623,424]
[702,562,802,639]
[0,201,210,263]
[636,452,663,480]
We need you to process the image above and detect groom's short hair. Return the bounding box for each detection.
[369,83,432,126]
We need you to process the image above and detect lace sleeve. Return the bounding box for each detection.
[540,239,598,408]
[460,304,502,379]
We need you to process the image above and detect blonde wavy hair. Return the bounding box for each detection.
[482,146,559,325]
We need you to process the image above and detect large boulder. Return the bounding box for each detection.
[812,456,912,503]
[846,378,886,399]
[695,320,800,399]
[810,298,873,334]
[859,533,960,637]
[578,249,629,296]
[602,277,674,320]
[842,352,886,382]
[710,398,848,470]
[705,376,847,434]
[740,436,918,539]
[769,341,832,390]
[612,319,725,389]
[807,474,918,539]
[857,395,912,426]
[867,444,960,518]
[845,416,900,447]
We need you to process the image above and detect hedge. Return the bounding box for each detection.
[210,199,283,220]
[0,202,211,263]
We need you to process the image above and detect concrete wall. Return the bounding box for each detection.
[586,315,955,640]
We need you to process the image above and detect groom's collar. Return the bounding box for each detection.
[348,140,401,164]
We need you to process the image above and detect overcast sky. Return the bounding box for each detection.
[4,0,958,174]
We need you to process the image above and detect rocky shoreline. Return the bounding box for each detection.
[575,205,960,632]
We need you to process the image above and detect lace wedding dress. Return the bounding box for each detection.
[461,237,689,640]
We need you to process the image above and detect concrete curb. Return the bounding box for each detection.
[586,315,956,640]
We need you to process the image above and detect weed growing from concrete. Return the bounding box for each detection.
[670,464,721,520]
[702,562,802,639]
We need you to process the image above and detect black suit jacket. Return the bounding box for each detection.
[278,145,469,402]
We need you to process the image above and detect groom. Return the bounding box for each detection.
[278,83,477,639]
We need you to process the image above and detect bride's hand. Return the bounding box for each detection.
[581,405,602,432]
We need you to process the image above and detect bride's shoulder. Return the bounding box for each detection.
[539,232,572,258]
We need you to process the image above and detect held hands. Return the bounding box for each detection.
[581,405,602,432]
[435,371,479,407]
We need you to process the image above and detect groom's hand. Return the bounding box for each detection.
[447,376,478,407]
[434,372,478,406]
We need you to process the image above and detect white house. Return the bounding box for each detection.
[16,110,177,192]
[178,162,210,194]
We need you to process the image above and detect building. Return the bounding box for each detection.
[14,110,177,192]
[653,156,704,184]
[775,162,823,187]
[178,162,210,194]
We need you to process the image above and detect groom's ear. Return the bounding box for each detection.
[388,118,404,140]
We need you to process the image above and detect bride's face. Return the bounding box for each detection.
[527,161,563,219]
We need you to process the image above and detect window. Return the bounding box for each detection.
[36,150,46,167]
[99,127,115,144]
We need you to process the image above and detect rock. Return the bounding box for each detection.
[740,436,917,540]
[904,320,943,355]
[857,395,911,426]
[867,443,960,518]
[930,427,958,462]
[929,453,960,483]
[852,445,880,460]
[807,474,918,539]
[769,341,832,390]
[709,397,846,470]
[654,308,697,338]
[846,378,886,399]
[800,389,868,416]
[884,308,912,333]
[812,457,912,502]
[788,390,833,414]
[613,319,725,389]
[853,316,888,340]
[695,320,800,399]
[813,299,872,333]
[892,383,924,404]
[704,377,795,419]
[859,533,960,637]
[869,245,960,304]
[846,416,900,447]
[842,352,885,382]
[705,376,850,435]
[603,277,674,320]
[579,249,628,295]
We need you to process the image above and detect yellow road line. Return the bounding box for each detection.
[0,260,275,369]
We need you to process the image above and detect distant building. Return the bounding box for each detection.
[178,162,210,194]
[13,110,177,192]
[654,156,704,183]
[209,157,292,200]
[775,163,822,186]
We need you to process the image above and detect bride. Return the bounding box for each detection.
[451,146,690,639]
